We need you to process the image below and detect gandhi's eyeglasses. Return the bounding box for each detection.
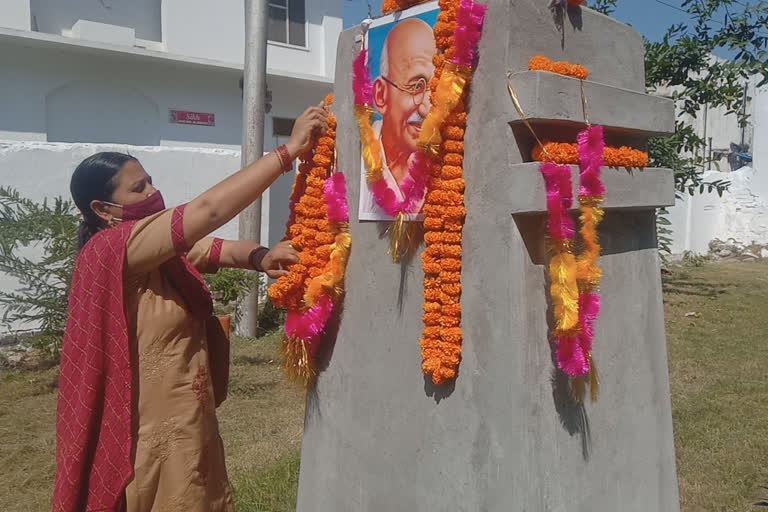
[381,76,428,107]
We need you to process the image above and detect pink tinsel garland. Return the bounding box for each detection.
[324,172,349,223]
[555,125,607,378]
[285,294,334,355]
[451,0,487,68]
[284,173,350,355]
[577,125,606,197]
[540,162,574,241]
[352,49,373,107]
[371,151,431,217]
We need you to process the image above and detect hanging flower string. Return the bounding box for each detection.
[556,125,606,402]
[529,55,589,80]
[507,62,606,402]
[532,142,648,168]
[419,0,486,386]
[382,0,432,14]
[269,94,351,387]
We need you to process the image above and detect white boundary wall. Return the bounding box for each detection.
[667,85,768,255]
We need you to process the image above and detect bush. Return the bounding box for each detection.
[203,268,284,337]
[0,187,78,357]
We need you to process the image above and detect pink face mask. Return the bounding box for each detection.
[105,191,166,222]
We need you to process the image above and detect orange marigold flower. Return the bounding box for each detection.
[440,315,460,327]
[439,178,465,192]
[315,232,335,245]
[443,125,465,141]
[434,21,456,37]
[439,271,461,283]
[441,327,463,344]
[423,301,442,313]
[441,258,462,272]
[424,288,442,301]
[441,282,462,295]
[442,303,461,317]
[443,205,467,219]
[422,312,442,326]
[443,219,464,231]
[424,216,443,230]
[440,291,460,306]
[529,55,590,80]
[442,140,464,154]
[443,153,464,166]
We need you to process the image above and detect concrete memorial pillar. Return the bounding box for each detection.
[297,1,680,510]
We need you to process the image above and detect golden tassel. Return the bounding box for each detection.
[388,212,406,263]
[569,376,586,403]
[587,352,600,402]
[281,336,317,388]
[354,105,383,184]
[387,212,421,263]
[550,252,580,332]
[418,62,471,157]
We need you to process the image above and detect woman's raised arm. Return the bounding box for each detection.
[181,104,328,248]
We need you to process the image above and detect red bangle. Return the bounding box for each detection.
[276,145,293,174]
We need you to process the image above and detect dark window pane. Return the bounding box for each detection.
[268,6,287,43]
[288,0,306,47]
[273,117,296,137]
[269,0,287,6]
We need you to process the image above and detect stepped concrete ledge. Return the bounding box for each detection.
[507,71,675,137]
[505,164,675,214]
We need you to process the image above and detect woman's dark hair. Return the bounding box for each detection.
[70,152,138,250]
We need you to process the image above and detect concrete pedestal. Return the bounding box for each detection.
[296,1,680,510]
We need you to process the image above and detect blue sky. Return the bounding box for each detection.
[342,1,693,41]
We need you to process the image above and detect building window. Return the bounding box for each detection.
[273,117,295,138]
[268,0,306,47]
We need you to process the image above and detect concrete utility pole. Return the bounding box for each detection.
[238,0,269,337]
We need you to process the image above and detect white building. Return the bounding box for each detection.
[0,0,342,332]
[0,0,342,246]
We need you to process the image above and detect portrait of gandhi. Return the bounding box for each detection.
[359,13,437,221]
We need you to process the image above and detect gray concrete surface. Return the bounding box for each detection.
[508,71,675,137]
[296,1,680,510]
[507,164,675,214]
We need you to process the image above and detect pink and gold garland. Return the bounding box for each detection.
[542,125,607,402]
[353,49,431,261]
[268,95,351,386]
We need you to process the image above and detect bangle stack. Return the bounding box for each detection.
[275,144,294,174]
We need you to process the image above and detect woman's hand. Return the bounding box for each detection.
[285,103,329,158]
[261,240,300,279]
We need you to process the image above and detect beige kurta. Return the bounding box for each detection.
[122,209,234,512]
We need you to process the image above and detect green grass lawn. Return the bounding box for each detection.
[0,332,305,511]
[1,261,767,510]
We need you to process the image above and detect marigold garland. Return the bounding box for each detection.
[529,56,589,80]
[418,0,486,386]
[381,0,432,14]
[532,142,649,168]
[268,94,351,387]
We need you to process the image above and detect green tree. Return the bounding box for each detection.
[0,187,79,356]
[588,0,768,255]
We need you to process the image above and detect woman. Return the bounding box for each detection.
[52,104,328,512]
